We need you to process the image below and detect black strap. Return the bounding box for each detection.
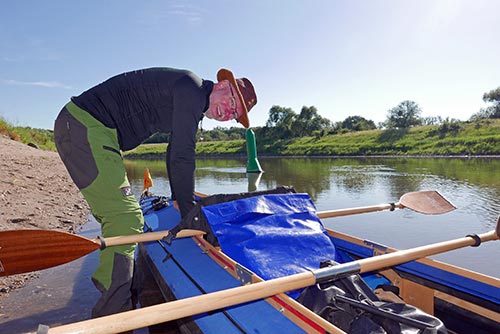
[335,295,435,330]
[466,234,481,247]
[97,236,107,250]
[389,202,396,211]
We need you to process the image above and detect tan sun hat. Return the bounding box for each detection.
[217,68,257,128]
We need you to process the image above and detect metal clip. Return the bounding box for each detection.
[235,264,253,285]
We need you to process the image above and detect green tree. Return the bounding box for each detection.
[469,87,500,121]
[292,106,332,137]
[428,117,462,138]
[197,126,246,141]
[341,115,376,131]
[422,116,443,125]
[481,87,500,119]
[385,100,423,129]
[265,105,297,138]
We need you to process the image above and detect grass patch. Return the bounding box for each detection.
[2,114,499,157]
[0,116,55,150]
[124,140,246,158]
[279,119,500,156]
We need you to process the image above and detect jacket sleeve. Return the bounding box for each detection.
[168,74,205,217]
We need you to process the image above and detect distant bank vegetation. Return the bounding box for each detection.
[126,118,500,157]
[2,86,499,156]
[129,85,500,157]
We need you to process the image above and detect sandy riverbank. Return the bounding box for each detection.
[0,135,89,302]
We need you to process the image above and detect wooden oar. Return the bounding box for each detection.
[44,217,499,334]
[197,190,455,218]
[0,229,204,277]
[317,190,455,218]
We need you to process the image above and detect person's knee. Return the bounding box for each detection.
[102,211,143,236]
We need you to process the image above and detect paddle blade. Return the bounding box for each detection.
[0,229,99,276]
[400,190,456,215]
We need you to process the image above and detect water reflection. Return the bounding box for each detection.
[247,172,262,192]
[258,158,333,201]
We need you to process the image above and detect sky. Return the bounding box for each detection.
[1,0,500,131]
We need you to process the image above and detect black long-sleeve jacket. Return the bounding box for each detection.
[72,67,213,217]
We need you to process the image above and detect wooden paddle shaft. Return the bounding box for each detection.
[358,230,498,273]
[46,230,498,334]
[100,229,205,248]
[46,271,315,334]
[317,203,402,219]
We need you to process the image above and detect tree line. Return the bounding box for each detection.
[144,85,500,144]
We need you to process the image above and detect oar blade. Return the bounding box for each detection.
[0,229,99,276]
[400,190,456,215]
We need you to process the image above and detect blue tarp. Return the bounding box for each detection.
[202,193,338,298]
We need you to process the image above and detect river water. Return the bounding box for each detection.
[1,157,498,333]
[126,156,500,278]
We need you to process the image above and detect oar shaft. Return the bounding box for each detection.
[47,271,315,334]
[197,190,452,218]
[305,231,498,284]
[100,230,204,248]
[317,190,455,218]
[317,203,402,219]
[343,230,497,276]
[47,230,499,334]
[101,231,169,248]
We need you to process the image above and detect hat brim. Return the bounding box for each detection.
[217,68,250,128]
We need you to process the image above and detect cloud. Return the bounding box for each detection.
[168,3,207,24]
[2,55,25,62]
[136,2,208,27]
[1,79,72,89]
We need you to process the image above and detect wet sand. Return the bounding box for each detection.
[0,136,89,303]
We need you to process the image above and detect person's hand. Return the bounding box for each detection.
[173,200,179,211]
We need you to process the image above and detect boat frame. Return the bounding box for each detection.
[138,195,500,334]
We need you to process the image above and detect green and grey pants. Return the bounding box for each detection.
[54,101,144,317]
